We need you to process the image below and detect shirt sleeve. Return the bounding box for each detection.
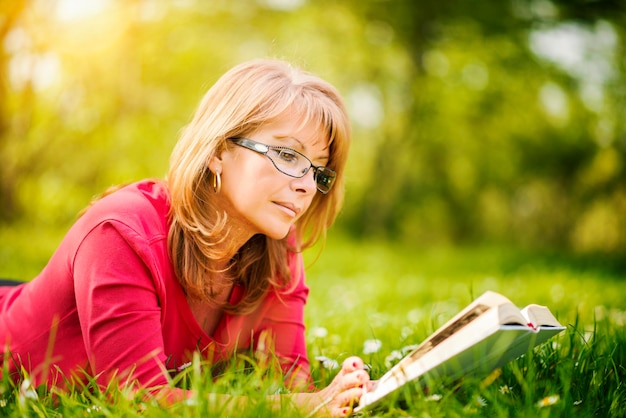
[256,251,313,391]
[72,220,171,389]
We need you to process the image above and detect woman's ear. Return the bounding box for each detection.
[208,153,223,174]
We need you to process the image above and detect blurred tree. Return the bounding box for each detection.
[1,0,626,255]
[342,0,626,253]
[0,0,27,221]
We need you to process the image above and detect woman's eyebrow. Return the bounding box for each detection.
[274,135,330,161]
[273,134,303,147]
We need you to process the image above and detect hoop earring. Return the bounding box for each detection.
[212,171,222,194]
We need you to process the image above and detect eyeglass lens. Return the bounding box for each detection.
[231,138,336,193]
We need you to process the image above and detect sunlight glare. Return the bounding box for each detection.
[56,0,111,21]
[539,82,569,122]
[348,83,384,129]
[257,0,305,11]
[8,52,60,92]
[47,0,132,57]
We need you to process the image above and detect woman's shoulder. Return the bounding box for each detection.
[104,179,169,211]
[76,179,171,239]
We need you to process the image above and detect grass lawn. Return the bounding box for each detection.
[0,227,624,416]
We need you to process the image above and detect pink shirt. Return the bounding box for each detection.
[0,180,311,393]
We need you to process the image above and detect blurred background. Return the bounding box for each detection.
[1,0,626,277]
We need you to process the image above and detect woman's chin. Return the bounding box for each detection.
[262,225,292,241]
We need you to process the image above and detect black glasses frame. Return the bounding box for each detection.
[229,137,336,194]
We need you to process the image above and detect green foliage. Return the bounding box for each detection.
[344,0,626,253]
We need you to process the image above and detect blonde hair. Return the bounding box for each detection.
[167,59,351,314]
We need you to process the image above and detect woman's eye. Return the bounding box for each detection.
[277,149,299,164]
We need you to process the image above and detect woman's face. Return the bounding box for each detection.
[210,113,330,241]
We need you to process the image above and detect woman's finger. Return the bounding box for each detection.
[340,369,370,390]
[365,379,377,391]
[331,387,365,415]
[341,356,365,373]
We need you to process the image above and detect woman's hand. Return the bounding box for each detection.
[315,356,371,417]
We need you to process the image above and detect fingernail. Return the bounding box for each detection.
[352,361,358,368]
[342,408,349,415]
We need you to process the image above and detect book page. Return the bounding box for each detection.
[520,304,562,328]
[399,291,515,363]
[497,303,530,326]
[402,304,490,364]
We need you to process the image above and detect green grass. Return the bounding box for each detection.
[0,229,625,416]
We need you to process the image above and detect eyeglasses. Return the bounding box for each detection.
[229,137,337,194]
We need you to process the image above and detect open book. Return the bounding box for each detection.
[355,291,566,412]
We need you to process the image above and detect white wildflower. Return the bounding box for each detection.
[384,350,403,368]
[20,379,38,400]
[363,339,382,354]
[426,393,442,402]
[401,344,419,355]
[86,405,103,414]
[499,385,512,394]
[18,378,38,408]
[309,327,328,339]
[476,396,487,407]
[315,356,339,370]
[537,394,560,407]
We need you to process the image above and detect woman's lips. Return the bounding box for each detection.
[273,201,300,218]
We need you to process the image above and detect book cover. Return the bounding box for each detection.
[355,291,566,412]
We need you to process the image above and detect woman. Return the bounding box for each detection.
[0,59,369,416]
